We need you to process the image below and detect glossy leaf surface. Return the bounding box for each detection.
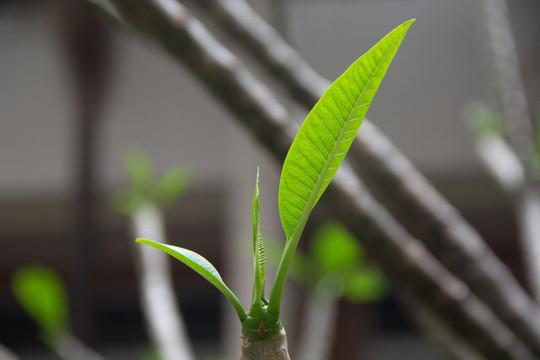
[278,20,414,239]
[12,266,67,339]
[136,239,246,321]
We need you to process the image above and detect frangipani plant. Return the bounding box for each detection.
[137,19,413,359]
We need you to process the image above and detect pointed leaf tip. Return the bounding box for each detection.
[136,238,246,321]
[251,168,266,305]
[278,19,413,239]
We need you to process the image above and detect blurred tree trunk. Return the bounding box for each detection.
[60,0,113,342]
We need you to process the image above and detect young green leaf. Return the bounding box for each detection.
[153,167,191,207]
[12,266,67,342]
[343,267,386,303]
[125,148,153,191]
[136,239,246,321]
[278,19,414,240]
[311,223,362,272]
[251,167,266,305]
[270,19,414,315]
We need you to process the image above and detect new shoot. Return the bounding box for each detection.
[137,19,414,359]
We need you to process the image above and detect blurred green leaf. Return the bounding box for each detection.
[342,266,386,303]
[113,188,145,215]
[310,223,386,303]
[11,266,67,342]
[463,101,503,136]
[311,223,362,272]
[263,238,314,290]
[114,148,192,214]
[125,148,153,191]
[153,167,191,207]
[140,346,162,360]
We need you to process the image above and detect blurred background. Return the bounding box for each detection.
[1,0,539,359]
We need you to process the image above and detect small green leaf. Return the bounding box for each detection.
[113,188,145,215]
[251,167,266,305]
[342,267,386,303]
[311,223,362,272]
[12,266,67,342]
[463,101,503,137]
[125,148,153,190]
[153,168,191,206]
[136,239,246,321]
[278,19,414,240]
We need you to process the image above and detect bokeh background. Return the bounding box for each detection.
[1,0,539,359]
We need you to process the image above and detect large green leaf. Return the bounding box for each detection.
[278,20,414,239]
[269,20,413,315]
[251,167,266,305]
[12,266,67,341]
[136,239,246,321]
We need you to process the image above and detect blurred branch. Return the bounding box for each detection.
[473,133,524,194]
[479,0,540,306]
[190,0,540,354]
[398,290,486,360]
[55,334,107,360]
[0,344,19,360]
[193,0,328,108]
[60,0,114,341]
[296,294,338,360]
[467,121,540,303]
[516,185,540,302]
[88,0,539,358]
[481,0,534,163]
[131,202,196,360]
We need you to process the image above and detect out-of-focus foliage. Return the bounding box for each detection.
[11,266,68,344]
[269,223,386,303]
[114,149,191,214]
[463,101,504,137]
[534,102,540,171]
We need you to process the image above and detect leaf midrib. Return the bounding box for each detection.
[291,35,400,240]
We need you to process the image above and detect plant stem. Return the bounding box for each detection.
[268,231,300,316]
[131,203,196,360]
[0,343,20,360]
[240,328,290,360]
[296,295,338,360]
[55,333,107,360]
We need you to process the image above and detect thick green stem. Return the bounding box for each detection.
[240,328,290,360]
